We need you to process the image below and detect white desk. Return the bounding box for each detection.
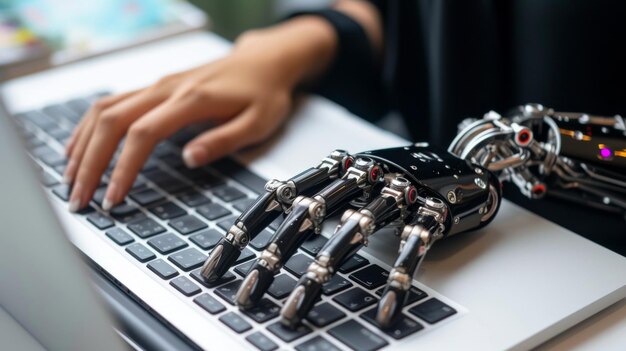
[2,31,625,350]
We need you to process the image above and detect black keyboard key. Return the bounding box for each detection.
[212,185,246,202]
[147,259,179,279]
[39,151,66,167]
[194,293,226,315]
[149,202,186,220]
[105,227,134,245]
[333,288,377,312]
[129,188,164,206]
[284,254,314,277]
[147,233,188,254]
[110,203,145,223]
[214,280,242,305]
[408,298,457,324]
[190,269,236,288]
[42,104,79,123]
[125,243,156,263]
[268,216,285,231]
[338,254,369,274]
[267,322,311,343]
[65,98,90,118]
[193,293,226,314]
[48,127,71,141]
[144,170,190,193]
[322,275,353,296]
[194,171,226,189]
[196,203,231,221]
[234,260,255,277]
[212,158,265,194]
[349,265,389,289]
[219,312,252,333]
[296,336,341,351]
[127,218,165,238]
[169,215,207,235]
[361,308,424,340]
[375,286,428,305]
[91,186,107,205]
[242,298,280,323]
[232,198,255,212]
[301,235,328,256]
[77,205,96,215]
[249,229,273,251]
[267,274,297,299]
[306,302,346,327]
[169,276,201,297]
[159,152,186,169]
[23,110,55,129]
[216,216,237,232]
[328,320,388,351]
[177,190,210,207]
[52,184,70,201]
[235,248,255,264]
[189,229,223,250]
[86,212,115,230]
[168,248,207,271]
[246,331,278,351]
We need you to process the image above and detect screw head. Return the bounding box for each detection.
[454,217,460,224]
[447,191,457,204]
[475,178,486,189]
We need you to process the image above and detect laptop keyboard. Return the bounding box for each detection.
[13,92,462,350]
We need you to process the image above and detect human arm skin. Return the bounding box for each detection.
[64,0,383,212]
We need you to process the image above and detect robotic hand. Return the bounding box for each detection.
[199,104,626,331]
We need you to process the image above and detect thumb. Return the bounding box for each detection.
[182,107,265,168]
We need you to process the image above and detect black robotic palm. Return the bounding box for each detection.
[199,104,626,330]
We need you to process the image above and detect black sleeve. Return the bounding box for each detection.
[287,5,389,122]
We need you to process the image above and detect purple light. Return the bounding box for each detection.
[600,147,612,159]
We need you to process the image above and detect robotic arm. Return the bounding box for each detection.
[199,104,625,331]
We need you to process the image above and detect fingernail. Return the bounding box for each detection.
[102,182,119,211]
[63,159,76,184]
[183,147,207,169]
[68,182,83,212]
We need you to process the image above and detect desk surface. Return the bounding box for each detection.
[2,31,625,350]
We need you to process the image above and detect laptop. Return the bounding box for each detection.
[1,31,626,350]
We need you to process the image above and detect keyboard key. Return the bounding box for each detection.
[86,212,115,230]
[232,198,255,212]
[216,216,237,232]
[127,218,166,238]
[361,308,424,340]
[322,275,353,296]
[296,336,341,351]
[39,151,66,167]
[149,202,186,220]
[408,298,457,324]
[375,286,428,305]
[159,152,186,170]
[194,293,226,315]
[301,235,328,256]
[189,229,223,250]
[219,312,252,333]
[214,280,242,305]
[52,184,70,201]
[284,254,314,277]
[249,229,273,251]
[147,233,188,254]
[105,227,134,245]
[110,203,145,223]
[268,216,285,231]
[195,171,226,189]
[235,248,255,265]
[333,288,377,312]
[125,243,156,263]
[246,331,278,351]
[129,188,164,206]
[196,203,231,221]
[48,127,71,141]
[147,259,179,279]
[234,260,255,277]
[168,248,207,271]
[328,320,388,351]
[267,274,297,299]
[306,302,346,327]
[267,322,311,343]
[177,190,211,207]
[23,111,55,129]
[169,276,201,297]
[212,185,246,202]
[65,98,90,118]
[190,269,236,288]
[349,265,389,289]
[169,215,207,235]
[242,298,280,323]
[338,254,369,274]
[91,186,107,206]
